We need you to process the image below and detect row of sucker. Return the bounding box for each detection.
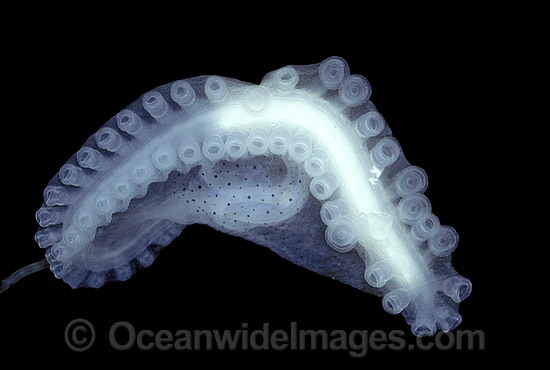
[35,118,336,281]
[34,56,471,336]
[34,74,233,279]
[310,57,471,336]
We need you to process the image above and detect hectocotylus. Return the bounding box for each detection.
[2,57,471,337]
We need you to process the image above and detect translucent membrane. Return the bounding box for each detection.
[304,149,329,178]
[273,66,299,93]
[370,137,401,169]
[442,276,472,303]
[29,57,470,336]
[204,76,227,103]
[289,133,312,162]
[382,288,411,314]
[170,80,196,108]
[428,226,459,257]
[320,199,350,225]
[246,128,269,156]
[395,166,428,196]
[95,128,122,152]
[319,56,350,90]
[397,194,431,225]
[116,109,143,136]
[202,134,225,161]
[355,111,385,138]
[142,91,168,119]
[364,261,393,288]
[77,147,103,170]
[309,172,338,201]
[325,216,357,253]
[268,127,291,155]
[339,75,371,107]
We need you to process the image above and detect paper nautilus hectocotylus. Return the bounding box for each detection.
[2,56,471,336]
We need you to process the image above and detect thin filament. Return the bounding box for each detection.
[0,259,49,294]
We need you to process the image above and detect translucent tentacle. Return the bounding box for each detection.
[0,259,49,294]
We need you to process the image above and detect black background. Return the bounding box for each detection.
[0,9,505,367]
